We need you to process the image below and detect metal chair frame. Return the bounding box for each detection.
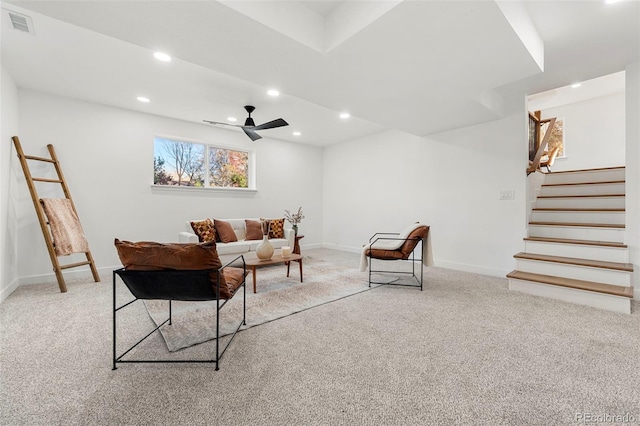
[112,255,246,371]
[368,233,424,290]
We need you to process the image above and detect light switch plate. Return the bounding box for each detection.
[500,190,515,200]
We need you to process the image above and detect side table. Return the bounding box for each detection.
[287,235,304,278]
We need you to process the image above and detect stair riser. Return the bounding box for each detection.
[515,259,631,287]
[530,211,625,225]
[524,241,629,263]
[540,183,625,197]
[508,279,631,314]
[545,169,625,185]
[535,197,625,209]
[528,225,625,243]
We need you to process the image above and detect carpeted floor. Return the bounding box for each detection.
[1,248,639,425]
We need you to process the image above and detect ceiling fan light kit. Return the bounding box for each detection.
[204,105,288,141]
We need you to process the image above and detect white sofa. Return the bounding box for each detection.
[178,218,295,256]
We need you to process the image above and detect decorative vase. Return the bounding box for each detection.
[292,224,298,237]
[256,235,274,260]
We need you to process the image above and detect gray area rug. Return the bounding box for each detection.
[144,255,390,351]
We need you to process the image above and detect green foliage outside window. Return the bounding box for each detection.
[209,148,249,188]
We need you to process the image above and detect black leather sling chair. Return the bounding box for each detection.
[365,225,430,290]
[112,239,247,371]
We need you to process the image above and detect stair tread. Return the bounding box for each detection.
[542,180,624,187]
[532,208,624,212]
[514,252,633,271]
[506,270,633,298]
[523,236,627,248]
[529,221,625,229]
[548,166,625,174]
[537,194,625,199]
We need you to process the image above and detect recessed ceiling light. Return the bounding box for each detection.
[339,112,350,119]
[227,117,237,122]
[153,51,171,62]
[571,83,582,88]
[267,89,280,97]
[293,131,301,136]
[137,96,150,103]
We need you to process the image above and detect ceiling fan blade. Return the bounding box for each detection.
[203,120,241,128]
[242,127,262,141]
[253,118,288,131]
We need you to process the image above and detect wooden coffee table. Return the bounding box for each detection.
[244,253,303,293]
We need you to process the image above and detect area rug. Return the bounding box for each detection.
[144,256,390,352]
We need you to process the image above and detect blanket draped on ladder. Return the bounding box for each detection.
[40,198,89,256]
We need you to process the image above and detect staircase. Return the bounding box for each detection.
[508,166,634,314]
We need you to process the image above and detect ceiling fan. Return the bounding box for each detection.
[203,105,288,141]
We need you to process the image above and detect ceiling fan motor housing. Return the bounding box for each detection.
[244,105,256,127]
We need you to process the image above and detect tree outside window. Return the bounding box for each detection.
[541,118,565,157]
[209,148,248,188]
[153,137,250,188]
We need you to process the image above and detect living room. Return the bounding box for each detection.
[2,1,636,297]
[1,1,639,424]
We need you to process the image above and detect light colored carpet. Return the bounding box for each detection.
[1,248,639,425]
[143,255,389,352]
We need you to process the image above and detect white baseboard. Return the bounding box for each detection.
[18,265,119,287]
[0,278,20,303]
[429,259,510,278]
[321,243,362,254]
[301,243,323,250]
[321,244,511,278]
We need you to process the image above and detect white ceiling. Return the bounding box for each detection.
[528,71,626,112]
[2,0,639,146]
[299,1,344,17]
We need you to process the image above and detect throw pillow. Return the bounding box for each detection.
[190,218,216,243]
[263,218,284,239]
[214,219,238,243]
[245,220,263,240]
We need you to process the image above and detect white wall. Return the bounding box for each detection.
[16,90,323,283]
[625,62,639,298]
[322,129,436,251]
[540,92,626,172]
[323,110,528,277]
[1,66,20,302]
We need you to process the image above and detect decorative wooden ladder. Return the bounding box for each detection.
[508,166,633,314]
[12,136,100,293]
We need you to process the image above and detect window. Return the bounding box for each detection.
[153,137,253,189]
[541,118,565,158]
